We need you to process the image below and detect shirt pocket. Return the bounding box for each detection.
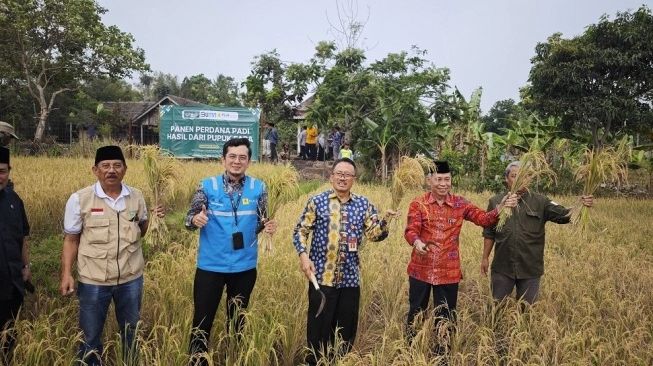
[78,244,108,282]
[123,222,141,244]
[83,218,110,244]
[523,211,542,233]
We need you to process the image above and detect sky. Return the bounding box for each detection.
[97,0,651,113]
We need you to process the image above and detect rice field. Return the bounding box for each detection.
[5,156,653,365]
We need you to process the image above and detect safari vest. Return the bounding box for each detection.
[76,185,146,285]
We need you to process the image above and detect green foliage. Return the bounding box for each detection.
[526,6,653,147]
[0,0,149,142]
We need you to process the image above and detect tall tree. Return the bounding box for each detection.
[209,74,242,107]
[482,99,518,134]
[0,0,149,143]
[242,50,318,123]
[526,6,653,147]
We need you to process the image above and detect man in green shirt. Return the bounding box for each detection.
[481,161,593,304]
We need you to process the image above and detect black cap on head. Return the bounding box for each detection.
[0,146,9,165]
[95,145,125,165]
[430,161,451,174]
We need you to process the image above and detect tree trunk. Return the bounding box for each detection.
[34,108,49,143]
[381,149,387,184]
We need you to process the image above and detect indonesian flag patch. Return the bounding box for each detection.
[91,208,104,216]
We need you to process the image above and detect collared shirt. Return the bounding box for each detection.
[483,191,570,279]
[184,175,268,229]
[0,188,30,299]
[306,127,317,144]
[63,182,148,234]
[293,190,389,288]
[332,131,342,148]
[298,130,307,145]
[269,128,279,145]
[404,192,499,285]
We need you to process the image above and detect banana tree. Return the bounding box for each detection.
[362,116,395,183]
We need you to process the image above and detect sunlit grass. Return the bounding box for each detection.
[5,156,653,365]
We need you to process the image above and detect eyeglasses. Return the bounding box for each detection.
[226,154,249,162]
[332,172,355,179]
[97,163,125,171]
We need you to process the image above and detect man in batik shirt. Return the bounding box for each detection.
[293,158,397,366]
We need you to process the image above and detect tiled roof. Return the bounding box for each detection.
[292,94,316,120]
[103,95,208,123]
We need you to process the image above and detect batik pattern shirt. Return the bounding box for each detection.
[293,190,389,288]
[404,192,499,285]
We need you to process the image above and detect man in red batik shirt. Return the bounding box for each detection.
[403,161,517,354]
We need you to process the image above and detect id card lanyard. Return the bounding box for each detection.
[224,175,243,228]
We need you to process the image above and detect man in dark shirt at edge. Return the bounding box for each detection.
[482,160,593,304]
[0,146,31,364]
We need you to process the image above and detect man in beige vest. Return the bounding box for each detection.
[60,145,164,366]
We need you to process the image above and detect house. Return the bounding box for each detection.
[292,94,316,122]
[104,95,207,144]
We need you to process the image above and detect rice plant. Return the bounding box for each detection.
[390,156,432,210]
[138,145,182,248]
[496,150,557,231]
[568,138,631,232]
[256,163,300,252]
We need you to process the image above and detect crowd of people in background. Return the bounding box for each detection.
[263,123,352,163]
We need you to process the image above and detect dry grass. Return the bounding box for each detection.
[390,156,433,210]
[138,145,183,248]
[5,156,653,365]
[569,138,631,232]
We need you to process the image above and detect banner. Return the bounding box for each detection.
[159,106,260,160]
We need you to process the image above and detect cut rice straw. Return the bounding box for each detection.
[496,150,556,231]
[258,163,300,253]
[390,156,433,223]
[568,137,631,232]
[139,145,182,249]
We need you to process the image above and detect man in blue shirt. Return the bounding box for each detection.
[267,122,279,163]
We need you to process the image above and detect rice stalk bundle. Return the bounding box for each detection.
[258,163,300,252]
[390,156,433,210]
[496,150,556,231]
[139,145,182,248]
[568,140,630,232]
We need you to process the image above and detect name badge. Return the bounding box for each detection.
[348,237,358,252]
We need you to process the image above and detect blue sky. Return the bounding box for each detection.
[97,0,651,112]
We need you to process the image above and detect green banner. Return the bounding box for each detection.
[159,106,260,160]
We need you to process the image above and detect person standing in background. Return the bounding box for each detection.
[332,126,342,161]
[0,122,20,192]
[338,143,353,160]
[267,122,279,163]
[261,123,271,158]
[306,125,318,161]
[298,126,307,160]
[0,146,30,365]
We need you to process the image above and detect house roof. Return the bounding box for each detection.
[104,95,207,124]
[292,94,316,120]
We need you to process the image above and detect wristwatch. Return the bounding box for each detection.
[21,263,32,269]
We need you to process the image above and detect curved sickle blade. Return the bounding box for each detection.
[310,273,327,317]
